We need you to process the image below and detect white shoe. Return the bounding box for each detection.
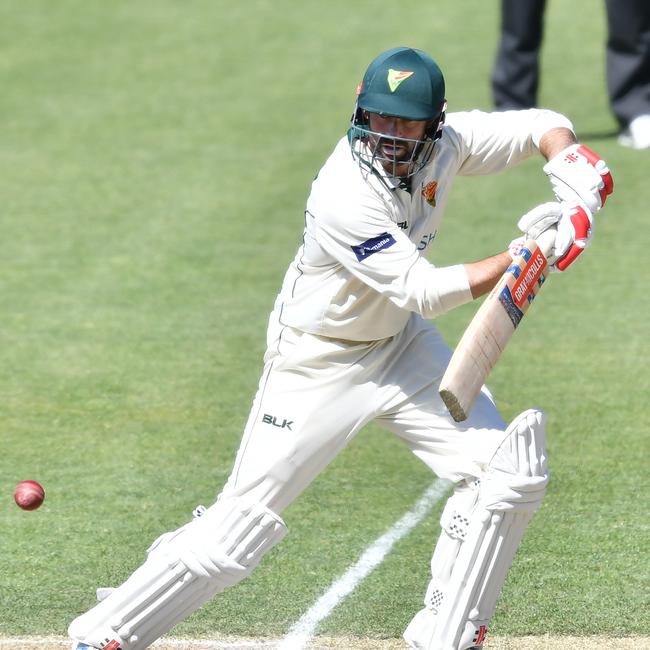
[618,114,650,149]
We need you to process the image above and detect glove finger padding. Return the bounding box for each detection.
[509,202,561,263]
[543,144,614,213]
[511,201,592,271]
[517,201,562,240]
[554,202,594,271]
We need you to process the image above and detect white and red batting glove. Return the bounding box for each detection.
[509,201,594,271]
[543,143,613,213]
[553,201,594,271]
[509,202,560,263]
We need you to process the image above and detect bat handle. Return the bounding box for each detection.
[535,226,557,260]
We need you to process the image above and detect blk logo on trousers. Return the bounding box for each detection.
[262,414,293,430]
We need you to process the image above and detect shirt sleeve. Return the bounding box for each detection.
[446,108,575,176]
[312,192,473,319]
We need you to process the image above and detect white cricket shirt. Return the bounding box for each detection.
[269,108,573,342]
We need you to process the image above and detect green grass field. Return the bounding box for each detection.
[1,0,648,647]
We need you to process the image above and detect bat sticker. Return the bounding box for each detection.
[510,248,548,308]
[498,286,524,328]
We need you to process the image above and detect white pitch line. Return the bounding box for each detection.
[277,479,450,650]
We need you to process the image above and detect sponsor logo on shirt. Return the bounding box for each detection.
[418,231,437,250]
[351,232,397,261]
[422,179,438,206]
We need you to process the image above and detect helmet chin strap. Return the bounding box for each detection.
[427,101,447,142]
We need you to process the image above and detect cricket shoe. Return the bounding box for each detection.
[71,641,121,650]
[618,114,650,149]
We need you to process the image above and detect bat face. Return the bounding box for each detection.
[439,235,553,422]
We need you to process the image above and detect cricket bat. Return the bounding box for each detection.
[439,229,556,422]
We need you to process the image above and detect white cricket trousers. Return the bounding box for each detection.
[221,313,507,514]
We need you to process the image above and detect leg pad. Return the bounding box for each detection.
[404,409,548,650]
[69,496,287,650]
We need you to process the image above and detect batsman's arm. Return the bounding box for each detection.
[464,251,513,299]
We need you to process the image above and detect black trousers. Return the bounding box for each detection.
[492,0,650,127]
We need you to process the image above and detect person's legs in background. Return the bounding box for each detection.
[606,0,650,148]
[492,0,547,109]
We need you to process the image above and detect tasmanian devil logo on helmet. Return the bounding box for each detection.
[387,69,414,92]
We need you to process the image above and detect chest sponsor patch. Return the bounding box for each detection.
[351,232,396,261]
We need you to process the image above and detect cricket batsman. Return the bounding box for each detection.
[69,47,613,650]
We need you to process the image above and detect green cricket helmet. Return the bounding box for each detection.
[350,47,446,180]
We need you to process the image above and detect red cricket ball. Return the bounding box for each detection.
[14,480,45,511]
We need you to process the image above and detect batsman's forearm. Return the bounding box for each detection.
[464,251,512,299]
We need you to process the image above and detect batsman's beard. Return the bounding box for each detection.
[350,125,436,180]
[368,134,422,178]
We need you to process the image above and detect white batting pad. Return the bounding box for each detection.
[69,496,287,650]
[404,409,548,650]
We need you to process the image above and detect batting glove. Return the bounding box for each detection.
[553,201,594,271]
[508,202,558,263]
[517,201,562,240]
[543,143,613,213]
[510,201,593,271]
